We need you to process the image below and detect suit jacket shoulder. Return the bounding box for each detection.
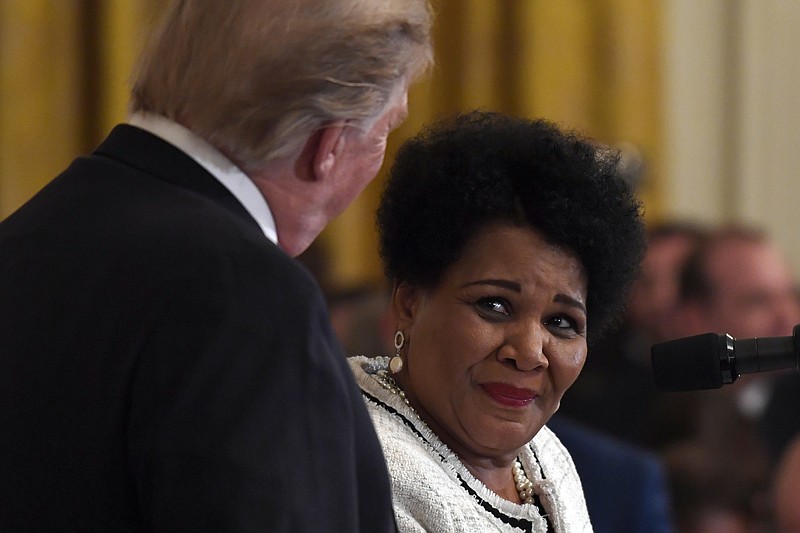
[0,126,396,532]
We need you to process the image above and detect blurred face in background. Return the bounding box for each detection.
[693,239,800,338]
[628,233,698,341]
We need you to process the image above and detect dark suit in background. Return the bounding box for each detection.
[548,415,674,533]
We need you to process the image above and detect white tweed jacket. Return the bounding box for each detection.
[349,356,593,533]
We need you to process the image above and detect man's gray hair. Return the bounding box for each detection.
[131,0,434,168]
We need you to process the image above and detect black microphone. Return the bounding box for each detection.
[651,324,800,391]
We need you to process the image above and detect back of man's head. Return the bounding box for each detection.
[131,0,434,169]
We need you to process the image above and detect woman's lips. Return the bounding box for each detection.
[480,383,538,407]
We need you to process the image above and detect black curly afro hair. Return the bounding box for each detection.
[376,110,646,341]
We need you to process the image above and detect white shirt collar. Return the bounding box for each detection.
[126,112,278,245]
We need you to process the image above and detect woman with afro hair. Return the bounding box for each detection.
[349,110,646,532]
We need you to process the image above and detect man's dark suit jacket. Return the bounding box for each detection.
[0,125,396,532]
[548,415,674,533]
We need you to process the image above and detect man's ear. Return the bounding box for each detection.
[392,281,419,331]
[294,124,347,182]
[312,123,347,181]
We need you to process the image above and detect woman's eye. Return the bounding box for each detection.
[476,297,510,316]
[545,315,578,332]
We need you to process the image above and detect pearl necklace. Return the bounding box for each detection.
[373,370,418,419]
[372,369,536,505]
[513,459,535,504]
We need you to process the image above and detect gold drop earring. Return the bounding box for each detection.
[389,330,404,374]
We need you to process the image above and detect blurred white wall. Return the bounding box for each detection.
[662,0,800,273]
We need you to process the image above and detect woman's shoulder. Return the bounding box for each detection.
[526,424,593,532]
[348,355,390,379]
[348,357,436,460]
[532,423,575,465]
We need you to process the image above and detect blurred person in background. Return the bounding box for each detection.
[546,414,674,533]
[675,225,800,342]
[627,222,710,343]
[559,221,707,448]
[759,367,800,469]
[663,440,760,533]
[657,224,800,532]
[773,435,800,532]
[327,285,394,357]
[661,225,800,447]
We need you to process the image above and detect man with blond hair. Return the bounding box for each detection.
[0,0,433,530]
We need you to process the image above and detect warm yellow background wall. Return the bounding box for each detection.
[0,1,662,292]
[324,0,662,290]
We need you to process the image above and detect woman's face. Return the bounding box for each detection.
[394,222,588,464]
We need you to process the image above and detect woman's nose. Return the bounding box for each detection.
[497,323,549,372]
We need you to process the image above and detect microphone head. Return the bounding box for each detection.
[651,333,726,391]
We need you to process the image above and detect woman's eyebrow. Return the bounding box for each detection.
[460,279,521,292]
[555,294,587,314]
